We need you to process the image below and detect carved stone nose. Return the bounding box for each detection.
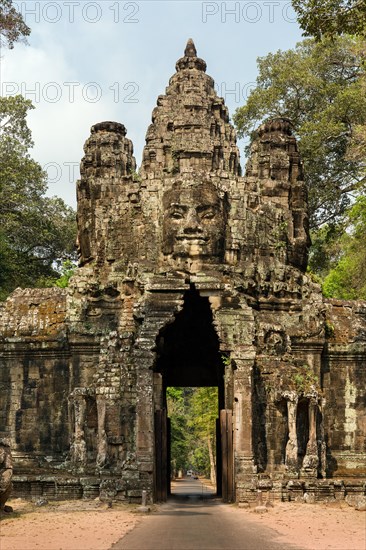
[183,209,202,233]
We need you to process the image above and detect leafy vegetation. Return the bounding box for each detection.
[166,387,191,473]
[324,320,335,338]
[291,364,320,395]
[307,192,366,300]
[292,0,366,40]
[0,0,30,48]
[38,260,77,289]
[166,387,218,482]
[289,1,366,299]
[321,197,366,299]
[233,35,366,229]
[0,8,77,300]
[234,0,366,300]
[0,96,77,300]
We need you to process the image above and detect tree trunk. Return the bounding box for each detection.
[207,436,216,485]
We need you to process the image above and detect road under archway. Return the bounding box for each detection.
[154,286,227,500]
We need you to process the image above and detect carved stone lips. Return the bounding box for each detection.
[176,236,209,243]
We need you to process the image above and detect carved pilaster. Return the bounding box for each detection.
[233,365,256,474]
[96,396,108,470]
[302,397,320,477]
[284,392,299,474]
[70,389,87,469]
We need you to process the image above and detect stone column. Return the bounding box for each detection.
[284,392,298,474]
[213,303,256,502]
[96,396,108,469]
[302,397,319,475]
[223,357,234,410]
[134,345,155,496]
[71,390,87,468]
[233,363,256,474]
[319,397,326,479]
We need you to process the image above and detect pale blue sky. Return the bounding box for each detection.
[2,1,303,207]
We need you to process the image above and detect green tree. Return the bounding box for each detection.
[40,260,76,289]
[322,196,366,299]
[233,36,366,228]
[188,387,218,484]
[0,0,30,48]
[166,387,190,475]
[308,223,345,281]
[0,96,77,300]
[166,387,218,482]
[292,0,366,40]
[0,4,77,298]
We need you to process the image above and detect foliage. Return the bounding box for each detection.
[39,260,77,289]
[322,196,366,299]
[188,388,217,441]
[0,95,77,300]
[308,223,345,279]
[291,364,319,395]
[292,0,366,40]
[221,353,230,367]
[188,387,218,481]
[166,386,218,480]
[0,0,30,49]
[0,95,34,147]
[324,320,335,338]
[233,36,366,229]
[166,387,191,473]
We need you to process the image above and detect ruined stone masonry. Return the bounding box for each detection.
[0,40,365,504]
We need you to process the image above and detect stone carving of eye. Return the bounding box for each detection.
[170,210,184,219]
[199,208,216,220]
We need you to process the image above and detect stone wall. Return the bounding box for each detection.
[0,289,70,472]
[323,300,366,477]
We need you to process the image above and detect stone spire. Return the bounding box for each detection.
[185,38,197,56]
[175,38,207,71]
[245,117,310,270]
[77,122,136,266]
[141,39,241,178]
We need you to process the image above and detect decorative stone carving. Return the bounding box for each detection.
[162,181,226,269]
[96,397,108,470]
[70,389,88,470]
[0,437,13,513]
[264,329,290,355]
[302,397,320,475]
[283,392,299,474]
[0,39,365,504]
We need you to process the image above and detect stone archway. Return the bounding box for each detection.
[140,282,256,503]
[152,285,225,500]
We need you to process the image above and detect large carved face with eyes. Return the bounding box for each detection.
[162,182,225,260]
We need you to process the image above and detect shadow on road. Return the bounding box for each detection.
[170,477,217,502]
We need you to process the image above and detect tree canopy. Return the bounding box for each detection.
[0,95,77,300]
[0,10,77,299]
[292,0,366,40]
[0,0,30,48]
[317,196,366,300]
[166,387,191,473]
[167,387,218,481]
[233,35,366,229]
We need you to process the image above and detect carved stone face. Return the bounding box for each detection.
[163,182,225,260]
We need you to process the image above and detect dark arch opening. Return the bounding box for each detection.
[296,398,310,468]
[155,286,223,389]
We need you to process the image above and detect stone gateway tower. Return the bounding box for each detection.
[1,40,365,504]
